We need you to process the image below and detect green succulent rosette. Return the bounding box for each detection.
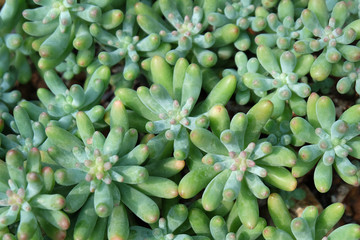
[0,105,47,158]
[0,148,69,239]
[129,204,211,240]
[263,105,304,147]
[255,0,312,50]
[209,215,266,240]
[331,56,360,95]
[223,51,265,106]
[117,56,236,160]
[135,0,240,67]
[0,0,32,87]
[55,53,81,80]
[243,45,314,117]
[90,0,165,81]
[18,65,110,131]
[22,0,124,71]
[185,100,297,229]
[207,0,269,51]
[44,101,162,239]
[294,0,360,81]
[291,93,360,192]
[263,193,360,240]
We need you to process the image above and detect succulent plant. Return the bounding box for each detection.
[117,56,236,160]
[0,148,69,239]
[263,193,360,240]
[262,105,302,147]
[55,53,81,80]
[129,204,210,240]
[0,39,30,106]
[135,0,240,67]
[294,0,360,81]
[331,57,360,95]
[255,0,312,50]
[18,65,111,131]
[343,0,360,21]
[90,0,165,81]
[70,199,131,240]
[0,70,22,113]
[223,51,264,105]
[0,0,32,85]
[291,93,360,192]
[277,188,306,209]
[209,215,266,240]
[0,0,28,112]
[22,0,123,71]
[1,0,360,238]
[0,105,47,158]
[207,0,268,51]
[307,77,334,95]
[189,101,297,229]
[243,45,314,117]
[43,101,161,239]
